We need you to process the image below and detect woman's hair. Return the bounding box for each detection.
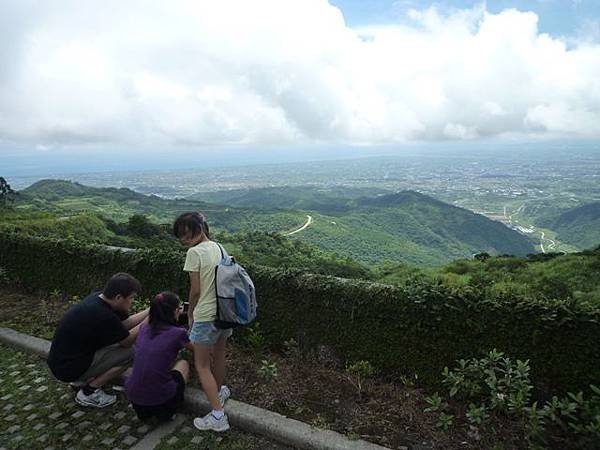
[172,212,210,239]
[149,291,180,337]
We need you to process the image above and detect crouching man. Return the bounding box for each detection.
[47,273,149,408]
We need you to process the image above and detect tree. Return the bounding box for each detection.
[125,214,164,239]
[474,252,491,261]
[0,177,16,207]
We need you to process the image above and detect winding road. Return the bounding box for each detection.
[539,231,557,254]
[503,203,559,254]
[286,215,313,236]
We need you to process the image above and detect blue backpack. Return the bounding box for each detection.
[214,244,257,329]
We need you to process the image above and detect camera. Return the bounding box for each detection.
[177,301,189,329]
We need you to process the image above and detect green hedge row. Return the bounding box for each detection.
[1,232,599,393]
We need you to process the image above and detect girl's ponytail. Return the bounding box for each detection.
[173,212,210,240]
[148,291,180,337]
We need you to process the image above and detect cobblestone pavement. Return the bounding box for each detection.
[0,344,292,450]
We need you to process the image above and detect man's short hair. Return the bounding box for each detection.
[103,273,141,299]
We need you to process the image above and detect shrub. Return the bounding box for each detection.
[1,232,599,393]
[258,359,278,381]
[345,360,375,398]
[425,351,600,448]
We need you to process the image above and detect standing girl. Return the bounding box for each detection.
[173,212,231,432]
[125,291,190,422]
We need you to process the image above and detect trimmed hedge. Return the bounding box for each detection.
[1,232,599,393]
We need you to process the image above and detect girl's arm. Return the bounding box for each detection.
[187,271,201,328]
[122,307,149,330]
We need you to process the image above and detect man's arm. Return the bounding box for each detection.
[119,317,148,348]
[188,271,200,327]
[122,308,149,330]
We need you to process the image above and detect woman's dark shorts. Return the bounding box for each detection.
[131,370,185,421]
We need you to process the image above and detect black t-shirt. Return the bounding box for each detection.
[47,292,129,381]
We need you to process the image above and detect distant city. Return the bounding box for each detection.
[8,146,599,204]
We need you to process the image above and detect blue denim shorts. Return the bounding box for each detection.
[189,321,233,346]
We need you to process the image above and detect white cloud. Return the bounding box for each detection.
[0,0,599,150]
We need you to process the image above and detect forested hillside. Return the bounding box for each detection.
[536,202,600,250]
[15,180,536,266]
[19,179,306,233]
[1,213,369,284]
[188,185,391,212]
[193,187,536,265]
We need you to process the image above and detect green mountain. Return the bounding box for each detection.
[18,180,306,234]
[312,192,534,265]
[190,186,537,266]
[537,202,600,250]
[10,179,599,303]
[189,186,391,212]
[16,180,537,266]
[8,180,372,278]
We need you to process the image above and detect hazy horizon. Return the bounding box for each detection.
[6,140,600,192]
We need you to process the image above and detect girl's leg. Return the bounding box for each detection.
[212,336,228,389]
[172,359,190,383]
[192,343,222,411]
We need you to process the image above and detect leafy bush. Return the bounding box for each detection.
[1,232,599,394]
[441,350,532,414]
[425,351,600,448]
[0,177,16,207]
[125,214,168,239]
[345,360,375,398]
[527,386,600,448]
[258,359,279,381]
[432,251,600,305]
[244,322,265,354]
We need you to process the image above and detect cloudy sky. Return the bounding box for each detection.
[1,0,599,168]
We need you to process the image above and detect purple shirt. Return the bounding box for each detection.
[125,323,189,406]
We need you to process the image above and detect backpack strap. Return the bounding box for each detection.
[216,242,226,258]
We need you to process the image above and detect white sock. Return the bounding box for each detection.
[211,409,224,419]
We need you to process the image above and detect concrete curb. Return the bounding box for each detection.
[130,414,185,450]
[0,326,50,357]
[184,390,387,450]
[0,327,390,450]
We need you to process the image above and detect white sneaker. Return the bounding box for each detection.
[193,412,230,432]
[218,385,231,407]
[75,388,117,408]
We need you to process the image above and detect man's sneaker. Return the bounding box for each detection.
[68,381,86,392]
[218,385,231,407]
[193,412,230,432]
[75,388,117,408]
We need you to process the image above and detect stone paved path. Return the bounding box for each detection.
[0,343,293,450]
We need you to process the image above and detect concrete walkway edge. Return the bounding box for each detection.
[0,327,390,450]
[130,414,185,450]
[0,326,50,357]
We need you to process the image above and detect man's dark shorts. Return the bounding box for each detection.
[76,344,134,382]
